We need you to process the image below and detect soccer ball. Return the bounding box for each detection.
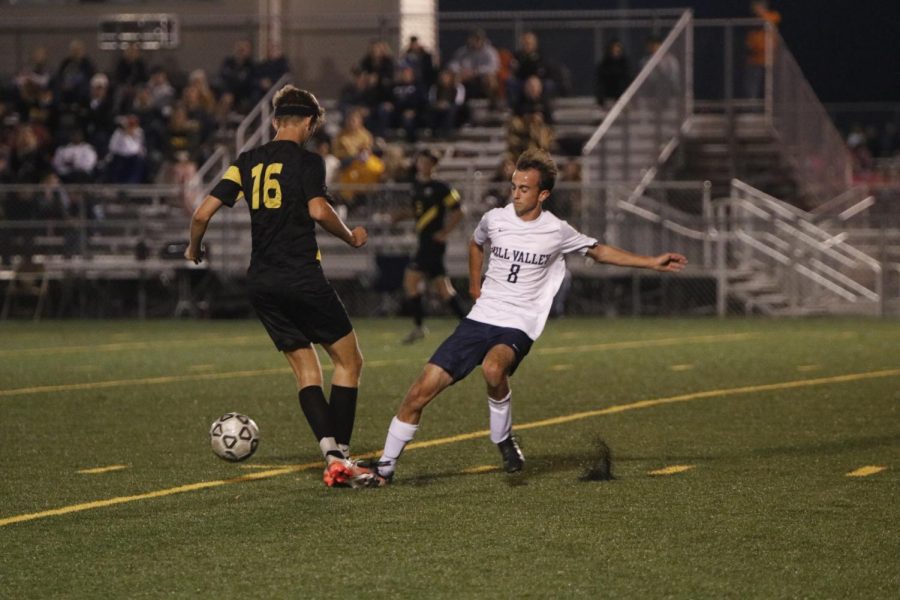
[209,413,260,462]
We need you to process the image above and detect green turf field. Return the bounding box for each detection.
[1,317,898,598]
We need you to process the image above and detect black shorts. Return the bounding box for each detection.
[409,242,447,278]
[429,318,534,383]
[249,275,353,352]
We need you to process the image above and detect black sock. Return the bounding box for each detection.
[406,295,424,327]
[298,386,340,458]
[329,385,358,448]
[447,294,466,319]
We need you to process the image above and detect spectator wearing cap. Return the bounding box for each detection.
[447,29,501,106]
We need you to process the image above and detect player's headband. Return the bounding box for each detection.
[274,104,319,118]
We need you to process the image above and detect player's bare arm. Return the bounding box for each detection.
[587,244,687,272]
[433,206,463,243]
[185,195,224,263]
[308,196,368,247]
[468,238,485,300]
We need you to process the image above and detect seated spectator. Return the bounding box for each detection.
[219,39,258,114]
[83,73,115,154]
[52,128,97,183]
[386,65,426,142]
[55,39,95,108]
[553,159,582,220]
[514,75,553,124]
[507,110,554,157]
[10,123,51,184]
[14,79,57,134]
[113,43,149,112]
[181,85,216,152]
[333,108,375,162]
[595,39,630,107]
[359,40,396,106]
[147,67,176,115]
[401,36,436,89]
[15,47,52,96]
[483,153,517,210]
[339,67,379,121]
[640,36,681,105]
[257,41,290,96]
[314,136,341,187]
[428,69,466,139]
[164,104,204,162]
[507,31,550,106]
[185,69,217,113]
[448,29,500,106]
[106,114,147,183]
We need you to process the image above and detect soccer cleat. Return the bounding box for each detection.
[353,459,394,487]
[401,326,428,345]
[323,458,376,488]
[497,435,524,473]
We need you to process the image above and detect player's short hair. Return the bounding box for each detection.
[516,148,558,192]
[272,85,325,128]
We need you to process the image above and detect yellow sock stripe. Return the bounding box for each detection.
[2,367,898,528]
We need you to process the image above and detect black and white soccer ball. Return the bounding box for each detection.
[209,413,260,462]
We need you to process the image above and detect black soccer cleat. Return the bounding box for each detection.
[497,435,524,473]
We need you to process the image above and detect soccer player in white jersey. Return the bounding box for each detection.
[367,149,687,484]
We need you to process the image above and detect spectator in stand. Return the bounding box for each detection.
[52,128,97,183]
[401,36,436,90]
[257,41,290,96]
[219,39,258,114]
[315,136,341,187]
[387,64,426,142]
[428,68,466,139]
[360,40,396,108]
[744,0,781,99]
[334,109,384,207]
[448,29,501,106]
[181,84,215,152]
[482,153,516,210]
[339,67,379,121]
[507,31,550,107]
[55,40,95,107]
[595,39,630,108]
[113,43,149,112]
[15,47,53,96]
[14,79,57,134]
[83,73,115,155]
[640,36,681,110]
[514,75,553,124]
[185,69,217,113]
[147,67,176,114]
[507,109,554,158]
[107,114,147,184]
[164,104,204,163]
[10,123,51,184]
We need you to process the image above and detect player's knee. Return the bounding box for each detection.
[481,361,508,387]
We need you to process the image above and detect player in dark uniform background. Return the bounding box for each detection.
[398,149,467,344]
[186,85,375,488]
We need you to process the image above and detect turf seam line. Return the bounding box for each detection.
[2,367,898,528]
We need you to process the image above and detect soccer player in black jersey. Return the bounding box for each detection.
[399,149,467,344]
[186,85,376,488]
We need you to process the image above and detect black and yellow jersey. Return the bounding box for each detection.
[413,179,461,246]
[210,140,328,282]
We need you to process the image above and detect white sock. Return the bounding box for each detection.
[319,437,340,460]
[378,417,419,476]
[488,392,512,444]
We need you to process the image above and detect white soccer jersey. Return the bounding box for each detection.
[467,204,598,340]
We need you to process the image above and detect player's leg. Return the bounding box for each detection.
[320,329,364,459]
[283,347,343,461]
[376,363,454,480]
[401,266,426,343]
[481,333,533,472]
[431,275,466,320]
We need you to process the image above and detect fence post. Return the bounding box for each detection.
[716,202,727,317]
[702,180,712,269]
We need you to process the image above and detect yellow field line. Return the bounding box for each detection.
[0,332,758,399]
[460,465,500,474]
[0,335,264,357]
[77,465,129,475]
[846,465,887,478]
[3,366,897,529]
[648,465,695,476]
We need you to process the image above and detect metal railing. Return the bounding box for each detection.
[582,10,692,196]
[769,30,852,203]
[717,180,882,315]
[235,73,293,154]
